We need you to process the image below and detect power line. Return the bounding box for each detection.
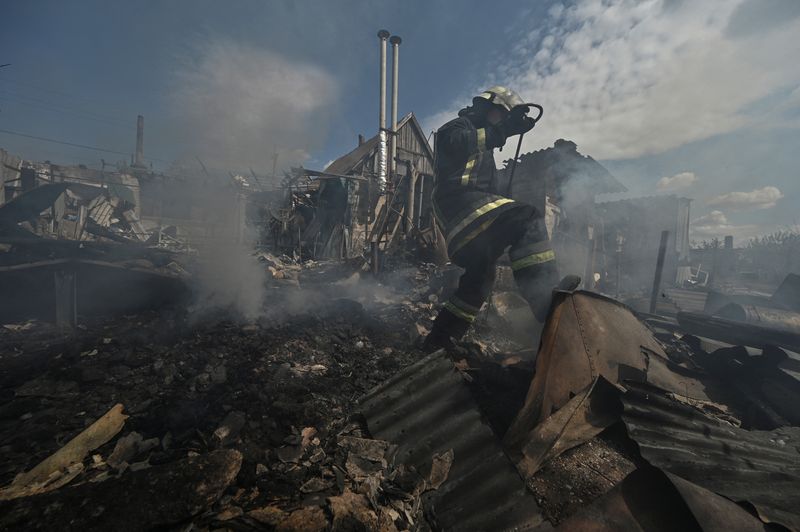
[0,87,131,123]
[0,76,130,116]
[0,127,129,156]
[0,90,131,128]
[0,127,168,163]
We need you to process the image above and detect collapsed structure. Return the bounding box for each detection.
[1,29,799,532]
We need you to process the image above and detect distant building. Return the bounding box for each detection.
[270,112,436,260]
[596,195,692,293]
[499,139,628,289]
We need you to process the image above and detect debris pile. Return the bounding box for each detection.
[0,181,156,245]
[0,262,452,530]
[0,256,799,531]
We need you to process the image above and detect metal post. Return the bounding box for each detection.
[615,232,625,300]
[371,241,380,275]
[583,225,595,290]
[649,230,670,314]
[416,174,425,228]
[583,236,595,290]
[405,160,415,235]
[54,269,77,330]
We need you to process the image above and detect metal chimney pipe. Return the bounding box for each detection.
[389,35,401,178]
[377,30,390,192]
[135,115,144,167]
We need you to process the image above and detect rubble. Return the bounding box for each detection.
[0,260,448,530]
[0,449,243,531]
[0,404,127,500]
[620,382,800,530]
[0,241,799,530]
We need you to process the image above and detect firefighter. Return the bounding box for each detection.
[423,86,560,352]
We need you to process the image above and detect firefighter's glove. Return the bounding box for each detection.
[497,113,535,138]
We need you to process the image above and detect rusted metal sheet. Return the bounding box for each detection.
[717,303,800,334]
[514,377,621,479]
[505,290,715,457]
[677,310,800,352]
[358,351,545,531]
[536,467,771,531]
[620,382,800,531]
[696,343,800,427]
[703,290,771,315]
[663,287,708,313]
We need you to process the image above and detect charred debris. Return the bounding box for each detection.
[1,34,800,532]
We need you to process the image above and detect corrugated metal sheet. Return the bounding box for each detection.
[663,287,708,313]
[358,352,544,531]
[620,381,800,531]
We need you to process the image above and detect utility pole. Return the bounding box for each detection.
[649,230,670,314]
[134,115,145,167]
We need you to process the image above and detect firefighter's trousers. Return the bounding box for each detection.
[427,192,558,348]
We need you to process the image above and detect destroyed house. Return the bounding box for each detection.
[501,139,626,215]
[274,112,435,260]
[0,149,193,326]
[596,195,692,293]
[0,156,146,243]
[499,139,628,290]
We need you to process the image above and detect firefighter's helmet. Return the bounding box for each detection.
[474,86,529,112]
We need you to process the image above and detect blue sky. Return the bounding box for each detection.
[1,0,799,243]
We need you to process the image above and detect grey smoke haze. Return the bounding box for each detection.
[169,40,340,175]
[169,181,266,321]
[193,237,266,321]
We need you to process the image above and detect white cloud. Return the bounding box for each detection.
[691,209,760,242]
[707,186,784,210]
[170,40,339,173]
[693,210,729,228]
[657,171,696,191]
[427,0,800,161]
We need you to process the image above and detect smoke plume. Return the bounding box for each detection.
[169,39,340,174]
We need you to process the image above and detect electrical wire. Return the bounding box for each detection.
[0,89,131,128]
[0,127,168,163]
[0,77,131,117]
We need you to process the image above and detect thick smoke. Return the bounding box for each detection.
[173,182,267,321]
[169,39,339,174]
[161,39,341,319]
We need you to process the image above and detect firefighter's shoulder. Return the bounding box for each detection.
[437,116,472,136]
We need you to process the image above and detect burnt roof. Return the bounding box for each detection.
[504,138,627,196]
[324,113,433,176]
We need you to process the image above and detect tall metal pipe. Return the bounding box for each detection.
[389,35,401,177]
[377,30,390,192]
[135,115,144,167]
